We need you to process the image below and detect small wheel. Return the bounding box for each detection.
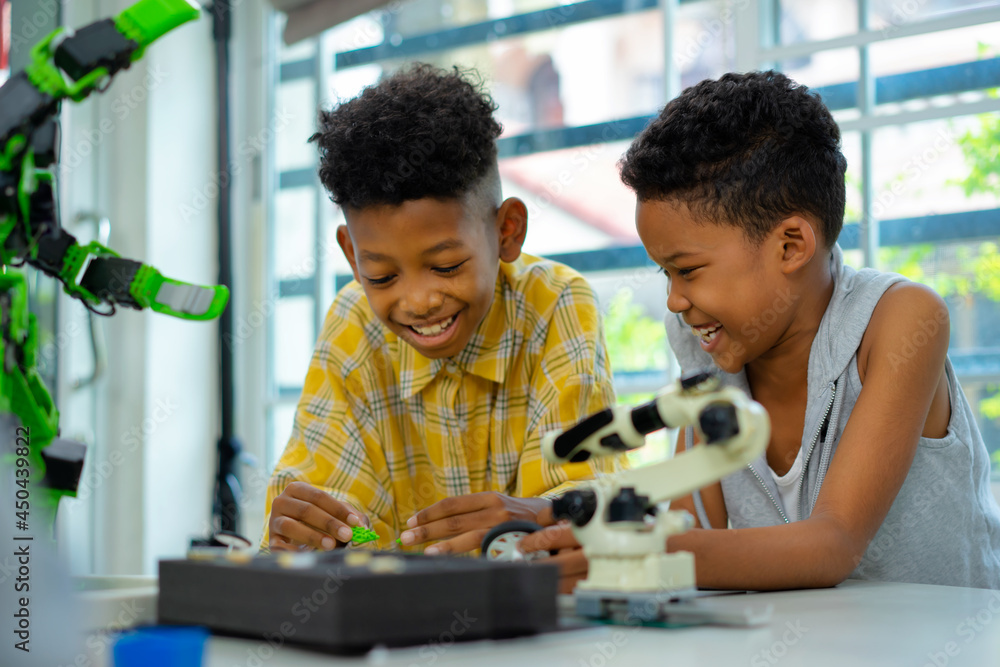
[212,531,253,550]
[481,520,547,561]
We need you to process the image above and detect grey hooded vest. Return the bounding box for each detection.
[667,244,1000,589]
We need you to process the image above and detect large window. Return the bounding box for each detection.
[267,0,1000,473]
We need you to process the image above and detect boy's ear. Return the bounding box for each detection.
[495,197,528,263]
[773,215,818,275]
[335,224,361,282]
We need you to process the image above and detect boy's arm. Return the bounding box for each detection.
[261,384,370,551]
[668,428,728,529]
[261,297,385,551]
[261,360,372,551]
[666,283,951,589]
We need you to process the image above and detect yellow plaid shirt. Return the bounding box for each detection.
[263,254,622,549]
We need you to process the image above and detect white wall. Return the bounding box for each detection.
[55,0,269,575]
[141,9,220,574]
[229,0,271,551]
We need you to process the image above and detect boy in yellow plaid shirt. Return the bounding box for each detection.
[263,64,623,555]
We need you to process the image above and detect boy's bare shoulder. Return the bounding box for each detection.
[857,281,950,383]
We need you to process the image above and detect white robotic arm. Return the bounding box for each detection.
[537,371,770,602]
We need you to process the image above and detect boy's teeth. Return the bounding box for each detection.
[412,315,454,336]
[693,324,722,343]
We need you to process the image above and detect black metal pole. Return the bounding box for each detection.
[211,0,241,535]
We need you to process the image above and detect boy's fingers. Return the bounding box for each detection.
[274,497,354,543]
[407,493,493,528]
[267,534,296,552]
[422,529,488,556]
[270,514,340,551]
[285,481,365,527]
[519,524,579,554]
[399,507,495,546]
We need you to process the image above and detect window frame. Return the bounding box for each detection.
[265,0,1000,472]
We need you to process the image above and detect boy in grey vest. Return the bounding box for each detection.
[521,70,1000,590]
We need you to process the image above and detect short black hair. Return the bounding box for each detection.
[619,70,846,247]
[310,63,503,211]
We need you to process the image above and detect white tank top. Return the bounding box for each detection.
[769,446,805,522]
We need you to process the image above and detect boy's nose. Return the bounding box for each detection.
[666,281,690,314]
[400,286,444,318]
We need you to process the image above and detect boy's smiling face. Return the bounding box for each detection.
[337,196,525,360]
[636,198,802,374]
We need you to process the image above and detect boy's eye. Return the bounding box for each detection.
[365,275,395,286]
[434,261,466,275]
[657,266,698,278]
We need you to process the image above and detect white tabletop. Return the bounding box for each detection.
[194,579,1000,667]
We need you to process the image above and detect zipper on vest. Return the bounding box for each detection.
[794,382,837,519]
[747,464,790,524]
[811,383,842,512]
[745,382,836,525]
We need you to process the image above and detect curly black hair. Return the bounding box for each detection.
[310,63,503,211]
[619,70,846,247]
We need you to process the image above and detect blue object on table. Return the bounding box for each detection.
[113,626,209,667]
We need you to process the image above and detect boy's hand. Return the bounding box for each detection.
[519,523,588,593]
[268,481,368,552]
[400,492,551,555]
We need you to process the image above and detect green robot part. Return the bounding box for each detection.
[351,526,380,545]
[25,0,200,103]
[1,273,83,531]
[0,0,227,537]
[350,526,407,550]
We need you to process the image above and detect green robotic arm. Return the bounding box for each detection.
[1,0,227,320]
[0,0,227,531]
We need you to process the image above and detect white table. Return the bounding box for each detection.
[192,580,1000,667]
